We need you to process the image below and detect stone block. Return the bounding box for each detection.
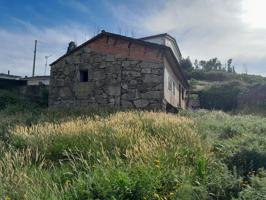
[143,74,162,83]
[105,85,121,96]
[121,100,134,108]
[105,55,115,62]
[133,99,149,108]
[93,70,106,80]
[141,68,151,73]
[141,91,162,99]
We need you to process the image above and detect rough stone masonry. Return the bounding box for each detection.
[49,46,164,109]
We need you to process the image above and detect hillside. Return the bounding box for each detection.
[187,70,266,115]
[1,107,266,200]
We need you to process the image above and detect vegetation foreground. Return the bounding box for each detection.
[1,107,266,200]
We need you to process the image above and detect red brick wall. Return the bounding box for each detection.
[87,35,163,62]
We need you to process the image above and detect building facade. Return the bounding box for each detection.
[49,31,188,110]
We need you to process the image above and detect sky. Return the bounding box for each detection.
[0,0,266,76]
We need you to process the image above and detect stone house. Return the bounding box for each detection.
[49,31,189,110]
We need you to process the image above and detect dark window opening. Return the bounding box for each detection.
[80,70,88,82]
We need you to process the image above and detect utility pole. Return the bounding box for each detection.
[32,40,37,77]
[44,55,52,75]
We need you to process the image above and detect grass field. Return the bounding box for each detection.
[0,107,266,200]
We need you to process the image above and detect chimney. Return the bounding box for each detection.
[67,41,77,53]
[8,70,10,75]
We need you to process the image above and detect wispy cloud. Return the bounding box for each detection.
[58,0,91,13]
[108,0,266,75]
[1,0,266,76]
[0,20,92,76]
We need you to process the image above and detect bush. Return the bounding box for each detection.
[228,149,266,176]
[0,89,20,110]
[199,81,244,111]
[238,169,266,200]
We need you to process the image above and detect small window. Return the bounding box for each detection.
[80,70,88,82]
[173,82,176,95]
[168,76,172,91]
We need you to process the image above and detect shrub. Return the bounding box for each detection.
[228,149,266,176]
[199,81,244,111]
[238,169,266,200]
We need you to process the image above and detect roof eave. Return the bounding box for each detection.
[164,47,189,88]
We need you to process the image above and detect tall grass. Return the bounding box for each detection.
[0,108,266,199]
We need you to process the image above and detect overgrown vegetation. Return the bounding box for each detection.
[0,106,266,199]
[182,57,266,114]
[0,86,48,111]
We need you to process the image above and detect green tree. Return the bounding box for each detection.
[181,57,193,72]
[194,59,199,69]
[227,59,233,73]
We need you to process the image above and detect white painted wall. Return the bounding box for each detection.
[164,58,186,109]
[142,37,165,45]
[27,78,50,86]
[142,35,182,64]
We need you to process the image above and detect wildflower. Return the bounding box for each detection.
[143,197,147,200]
[5,196,11,200]
[154,193,160,199]
[169,192,174,196]
[65,180,71,186]
[154,160,160,168]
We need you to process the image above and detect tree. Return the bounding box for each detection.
[199,58,222,71]
[227,59,233,73]
[181,57,193,72]
[199,60,207,70]
[232,66,236,74]
[194,59,199,69]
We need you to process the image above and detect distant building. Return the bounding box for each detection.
[0,72,21,80]
[23,76,50,86]
[0,73,26,88]
[49,31,189,111]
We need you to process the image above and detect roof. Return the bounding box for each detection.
[0,73,21,78]
[140,33,182,60]
[50,31,168,66]
[0,73,21,80]
[50,31,188,87]
[139,33,177,42]
[23,76,50,80]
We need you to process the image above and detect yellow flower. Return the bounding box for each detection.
[65,180,71,186]
[143,197,147,200]
[169,192,174,196]
[153,193,160,199]
[5,196,11,200]
[154,160,160,165]
[154,160,161,168]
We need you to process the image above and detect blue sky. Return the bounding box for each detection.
[1,0,266,76]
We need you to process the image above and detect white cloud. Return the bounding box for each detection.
[109,0,266,76]
[0,20,92,76]
[57,0,91,13]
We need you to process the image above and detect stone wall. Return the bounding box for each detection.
[49,47,164,110]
